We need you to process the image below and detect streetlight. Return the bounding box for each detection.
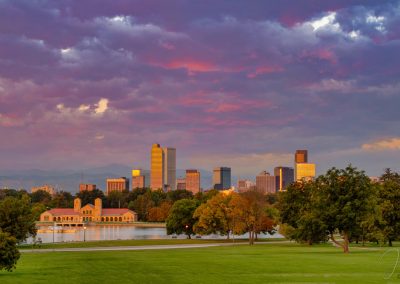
[83,226,87,242]
[53,221,56,243]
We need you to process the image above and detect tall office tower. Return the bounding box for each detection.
[295,150,308,163]
[294,149,316,182]
[163,147,176,191]
[274,167,294,192]
[151,144,164,190]
[176,178,186,190]
[256,171,276,194]
[213,167,231,190]
[295,163,316,182]
[186,169,201,194]
[132,169,150,189]
[106,177,129,195]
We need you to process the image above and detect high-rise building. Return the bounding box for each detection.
[213,167,231,190]
[237,179,255,192]
[132,169,149,189]
[294,149,316,182]
[163,147,176,191]
[256,171,276,194]
[106,177,129,195]
[295,150,308,163]
[274,167,294,192]
[295,163,316,182]
[151,144,164,190]
[176,178,186,190]
[79,184,97,192]
[186,169,201,194]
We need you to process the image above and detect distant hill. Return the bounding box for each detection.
[0,165,237,193]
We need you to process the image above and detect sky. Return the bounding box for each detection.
[0,0,400,178]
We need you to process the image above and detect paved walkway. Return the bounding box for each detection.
[21,241,290,253]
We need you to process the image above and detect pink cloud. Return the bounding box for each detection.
[247,65,284,78]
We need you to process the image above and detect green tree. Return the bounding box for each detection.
[30,190,52,205]
[317,165,376,253]
[76,189,106,207]
[129,192,155,221]
[49,191,73,208]
[166,199,198,239]
[193,193,234,238]
[0,230,20,272]
[166,190,193,202]
[378,168,400,246]
[0,195,36,242]
[278,181,328,245]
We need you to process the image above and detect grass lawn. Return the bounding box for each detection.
[18,238,286,249]
[2,243,399,283]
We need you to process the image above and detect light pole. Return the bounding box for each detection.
[53,221,56,243]
[83,226,87,242]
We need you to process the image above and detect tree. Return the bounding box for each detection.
[378,168,400,246]
[166,190,193,202]
[316,165,375,253]
[49,191,73,208]
[193,193,234,238]
[232,190,276,245]
[278,182,328,245]
[30,190,52,205]
[0,195,36,242]
[76,189,106,207]
[148,201,172,222]
[0,230,20,272]
[129,192,155,221]
[166,199,198,239]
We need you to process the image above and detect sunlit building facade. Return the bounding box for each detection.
[186,169,201,194]
[256,171,276,194]
[39,198,137,225]
[237,179,255,192]
[106,177,129,195]
[132,169,150,189]
[295,150,308,163]
[295,163,316,182]
[79,184,97,192]
[176,178,186,190]
[31,184,56,195]
[151,144,164,190]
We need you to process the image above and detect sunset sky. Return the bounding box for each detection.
[1,0,400,177]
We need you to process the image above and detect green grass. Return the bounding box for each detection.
[18,238,286,249]
[3,243,400,283]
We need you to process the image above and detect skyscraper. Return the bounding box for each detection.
[294,149,316,182]
[150,144,164,190]
[163,147,176,191]
[186,169,201,194]
[295,150,308,163]
[213,167,231,190]
[274,166,294,191]
[256,171,276,194]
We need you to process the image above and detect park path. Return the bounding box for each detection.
[20,241,291,253]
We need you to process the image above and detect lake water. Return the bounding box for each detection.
[28,225,282,244]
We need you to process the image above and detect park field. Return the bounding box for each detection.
[2,242,400,283]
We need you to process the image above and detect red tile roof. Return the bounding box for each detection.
[102,208,133,216]
[47,208,79,216]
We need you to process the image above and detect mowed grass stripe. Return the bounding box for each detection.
[2,243,398,283]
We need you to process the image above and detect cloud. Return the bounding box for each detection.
[362,138,400,151]
[95,98,109,114]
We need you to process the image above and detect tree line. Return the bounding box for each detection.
[1,165,400,272]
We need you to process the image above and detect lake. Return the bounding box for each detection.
[28,225,282,244]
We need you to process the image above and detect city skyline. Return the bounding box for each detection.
[1,1,400,177]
